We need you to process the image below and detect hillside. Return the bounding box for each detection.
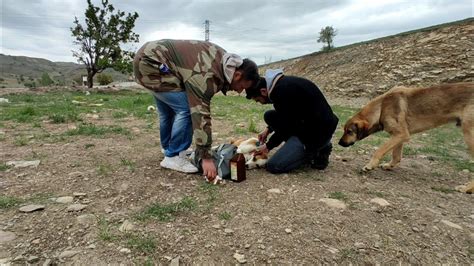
[0,54,129,88]
[261,18,474,98]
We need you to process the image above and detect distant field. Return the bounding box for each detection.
[1,90,471,171]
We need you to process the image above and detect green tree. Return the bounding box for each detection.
[317,26,337,51]
[40,72,54,86]
[71,0,139,88]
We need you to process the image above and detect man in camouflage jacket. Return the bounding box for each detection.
[133,39,259,179]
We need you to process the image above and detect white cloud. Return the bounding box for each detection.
[0,0,472,64]
[145,22,203,42]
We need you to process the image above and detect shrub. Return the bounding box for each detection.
[97,73,113,85]
[40,72,54,86]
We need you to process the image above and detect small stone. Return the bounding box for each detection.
[0,230,16,243]
[76,214,97,226]
[233,253,247,264]
[170,256,180,266]
[67,204,87,212]
[86,244,96,249]
[326,246,339,254]
[285,228,292,234]
[73,192,87,197]
[319,198,347,209]
[105,208,113,213]
[119,220,135,232]
[27,256,39,263]
[412,227,420,232]
[262,216,271,221]
[354,242,366,249]
[441,220,462,230]
[120,248,131,254]
[370,198,390,207]
[212,224,221,229]
[6,160,40,168]
[244,244,251,249]
[267,188,282,194]
[469,214,474,220]
[56,196,74,204]
[43,258,52,266]
[31,238,40,244]
[224,228,234,235]
[58,250,80,259]
[19,204,45,213]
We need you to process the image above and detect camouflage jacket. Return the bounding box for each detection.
[134,39,230,159]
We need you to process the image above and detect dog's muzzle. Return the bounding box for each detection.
[338,139,353,147]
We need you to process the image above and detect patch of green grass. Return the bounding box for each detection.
[49,114,66,124]
[112,111,128,119]
[0,162,11,171]
[328,191,348,202]
[431,186,456,194]
[26,193,54,204]
[0,196,22,209]
[219,211,232,221]
[137,196,197,222]
[14,136,28,146]
[66,123,130,137]
[85,143,95,149]
[97,163,113,176]
[339,248,358,260]
[125,234,156,254]
[121,158,136,172]
[248,119,258,133]
[98,218,116,242]
[200,182,219,209]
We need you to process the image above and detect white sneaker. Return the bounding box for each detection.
[160,155,198,173]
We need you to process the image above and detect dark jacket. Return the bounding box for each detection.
[266,76,339,152]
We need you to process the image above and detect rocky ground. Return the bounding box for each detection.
[0,91,473,265]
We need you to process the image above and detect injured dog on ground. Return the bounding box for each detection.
[338,82,474,171]
[231,137,269,169]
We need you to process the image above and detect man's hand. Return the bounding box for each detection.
[255,144,269,156]
[202,158,217,180]
[258,128,270,144]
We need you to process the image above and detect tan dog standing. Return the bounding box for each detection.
[339,82,474,171]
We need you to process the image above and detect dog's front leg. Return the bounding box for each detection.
[380,143,403,170]
[363,136,407,171]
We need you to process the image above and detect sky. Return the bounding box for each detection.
[0,0,472,65]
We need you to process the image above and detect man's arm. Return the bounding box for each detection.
[185,76,218,179]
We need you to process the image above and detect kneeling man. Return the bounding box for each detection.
[245,69,339,173]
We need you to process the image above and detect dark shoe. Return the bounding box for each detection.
[310,143,332,170]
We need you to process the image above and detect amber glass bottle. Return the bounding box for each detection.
[230,153,246,182]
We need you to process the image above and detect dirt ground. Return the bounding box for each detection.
[0,92,473,265]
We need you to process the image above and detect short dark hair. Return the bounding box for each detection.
[237,58,260,85]
[245,77,266,99]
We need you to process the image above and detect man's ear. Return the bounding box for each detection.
[260,88,268,97]
[233,70,242,82]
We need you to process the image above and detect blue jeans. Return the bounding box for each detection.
[266,136,306,174]
[153,91,193,157]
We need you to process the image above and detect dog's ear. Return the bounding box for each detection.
[356,120,370,140]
